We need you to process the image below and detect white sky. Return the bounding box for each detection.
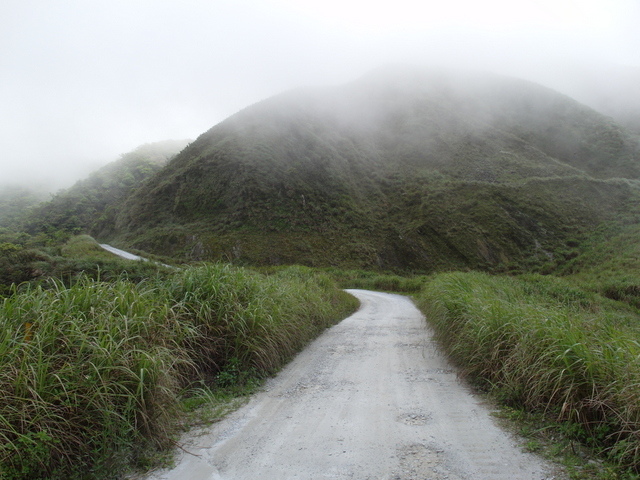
[1,0,639,190]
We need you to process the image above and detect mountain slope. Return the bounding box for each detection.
[109,68,640,271]
[0,185,48,230]
[25,139,190,237]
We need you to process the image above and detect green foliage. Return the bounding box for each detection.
[556,221,640,310]
[416,272,640,471]
[0,264,356,479]
[0,246,50,296]
[165,264,357,376]
[494,407,640,480]
[23,140,189,239]
[0,278,184,479]
[109,173,640,274]
[0,185,47,230]
[323,268,428,292]
[0,243,21,255]
[0,235,172,296]
[59,234,117,259]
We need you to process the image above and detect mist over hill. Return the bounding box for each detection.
[84,69,640,271]
[23,139,190,237]
[552,64,640,136]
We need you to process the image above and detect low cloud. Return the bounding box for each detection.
[1,0,638,191]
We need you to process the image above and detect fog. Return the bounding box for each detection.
[2,0,638,191]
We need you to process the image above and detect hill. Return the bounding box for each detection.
[562,64,640,136]
[24,139,190,237]
[102,68,640,272]
[0,185,48,230]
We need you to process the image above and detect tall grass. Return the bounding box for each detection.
[0,277,185,479]
[322,268,427,293]
[557,222,640,310]
[416,272,640,470]
[166,264,357,375]
[0,264,356,479]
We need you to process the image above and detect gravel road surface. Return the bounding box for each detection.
[143,289,559,480]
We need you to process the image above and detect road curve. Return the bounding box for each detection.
[99,244,146,261]
[100,244,175,268]
[143,290,558,480]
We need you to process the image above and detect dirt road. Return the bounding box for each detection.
[144,290,558,480]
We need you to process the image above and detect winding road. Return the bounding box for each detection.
[143,290,558,480]
[100,244,147,261]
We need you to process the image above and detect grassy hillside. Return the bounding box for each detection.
[555,213,640,309]
[0,141,189,293]
[0,235,174,296]
[0,185,47,230]
[105,68,640,272]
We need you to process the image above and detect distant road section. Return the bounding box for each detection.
[99,244,146,261]
[143,290,559,480]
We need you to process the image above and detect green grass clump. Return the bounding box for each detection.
[0,264,356,479]
[557,222,640,310]
[166,264,357,375]
[416,272,640,470]
[0,278,186,479]
[58,235,116,259]
[323,268,428,292]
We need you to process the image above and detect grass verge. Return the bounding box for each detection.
[0,264,357,479]
[415,271,640,474]
[322,268,428,293]
[494,406,639,480]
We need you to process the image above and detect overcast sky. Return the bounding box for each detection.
[2,0,639,191]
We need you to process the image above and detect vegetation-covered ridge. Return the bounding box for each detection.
[24,139,190,238]
[0,141,190,292]
[556,218,640,309]
[0,186,48,230]
[0,264,357,480]
[104,67,640,272]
